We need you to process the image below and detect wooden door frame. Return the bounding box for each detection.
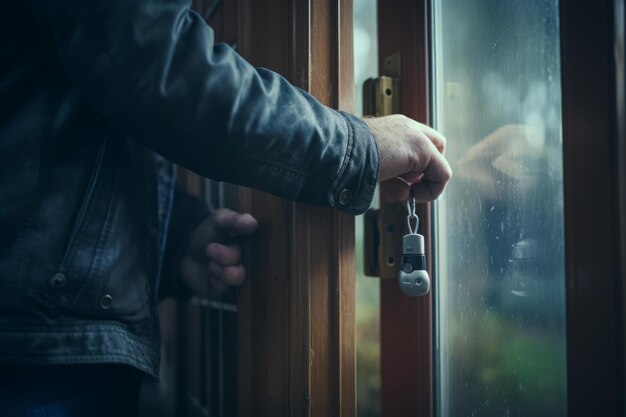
[377,1,433,417]
[560,0,626,415]
[236,1,356,416]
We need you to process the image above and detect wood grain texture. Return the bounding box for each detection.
[337,211,356,417]
[236,2,292,415]
[236,0,356,416]
[378,1,433,416]
[166,1,355,415]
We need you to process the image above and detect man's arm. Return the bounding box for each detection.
[31,0,378,214]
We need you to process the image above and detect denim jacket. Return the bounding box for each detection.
[0,1,378,377]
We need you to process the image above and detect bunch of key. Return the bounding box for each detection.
[398,191,430,297]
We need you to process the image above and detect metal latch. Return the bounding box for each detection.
[363,202,405,279]
[362,52,401,118]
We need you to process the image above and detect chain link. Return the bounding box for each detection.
[406,190,419,234]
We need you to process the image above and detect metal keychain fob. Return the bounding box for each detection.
[398,192,430,297]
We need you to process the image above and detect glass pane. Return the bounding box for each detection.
[432,1,567,417]
[354,0,381,416]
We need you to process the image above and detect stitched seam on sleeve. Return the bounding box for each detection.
[328,113,354,197]
[243,154,331,187]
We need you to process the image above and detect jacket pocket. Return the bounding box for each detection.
[57,139,107,272]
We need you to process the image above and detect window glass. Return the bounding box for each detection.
[432,1,567,416]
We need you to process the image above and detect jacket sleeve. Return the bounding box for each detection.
[31,0,378,214]
[158,184,209,300]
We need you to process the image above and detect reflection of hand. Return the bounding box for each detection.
[363,115,452,202]
[180,209,258,296]
[457,125,544,199]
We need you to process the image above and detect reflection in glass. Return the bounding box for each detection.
[432,1,567,416]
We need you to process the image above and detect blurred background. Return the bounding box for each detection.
[353,1,568,416]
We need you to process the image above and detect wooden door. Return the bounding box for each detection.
[236,1,356,415]
[158,1,359,417]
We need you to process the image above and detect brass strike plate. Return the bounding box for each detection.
[362,52,401,118]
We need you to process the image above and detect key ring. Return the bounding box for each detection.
[406,190,419,234]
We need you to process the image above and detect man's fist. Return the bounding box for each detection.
[363,114,452,202]
[180,208,258,296]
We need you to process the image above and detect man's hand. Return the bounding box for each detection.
[363,114,452,202]
[180,208,258,296]
[456,124,544,200]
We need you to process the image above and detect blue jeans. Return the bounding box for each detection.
[0,365,143,417]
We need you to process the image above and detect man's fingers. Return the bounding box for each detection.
[380,178,411,202]
[213,209,258,235]
[382,141,452,203]
[206,242,242,266]
[209,262,246,287]
[414,120,447,154]
[412,151,452,202]
[425,129,446,154]
[220,265,245,287]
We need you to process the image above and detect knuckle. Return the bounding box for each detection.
[210,244,242,265]
[214,208,235,224]
[223,246,242,264]
[223,266,245,286]
[402,115,415,130]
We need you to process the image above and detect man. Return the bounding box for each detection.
[0,1,451,415]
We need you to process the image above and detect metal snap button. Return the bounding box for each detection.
[50,273,66,288]
[99,294,113,310]
[338,188,352,205]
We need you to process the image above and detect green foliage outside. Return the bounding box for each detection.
[354,216,566,417]
[442,310,567,417]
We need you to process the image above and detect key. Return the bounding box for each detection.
[399,233,430,296]
[398,192,430,297]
